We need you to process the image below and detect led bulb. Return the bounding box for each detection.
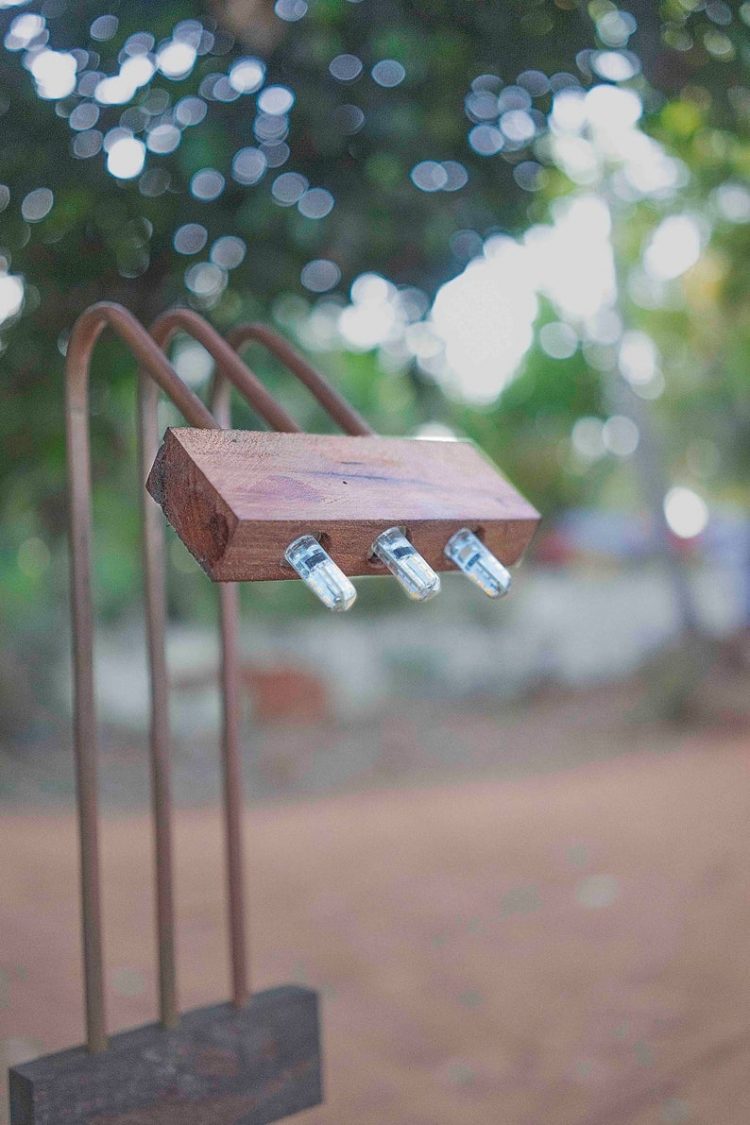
[371,527,441,602]
[444,528,511,599]
[285,535,357,612]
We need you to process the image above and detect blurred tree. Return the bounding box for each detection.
[0,0,748,632]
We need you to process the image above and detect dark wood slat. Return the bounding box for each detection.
[147,430,540,582]
[9,986,321,1125]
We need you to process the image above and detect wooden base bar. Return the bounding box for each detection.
[9,986,321,1125]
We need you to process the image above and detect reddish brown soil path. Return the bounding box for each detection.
[2,739,750,1124]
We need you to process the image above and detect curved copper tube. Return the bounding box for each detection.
[67,301,374,1054]
[66,302,219,1053]
[209,384,246,1013]
[136,380,179,1031]
[150,309,300,434]
[140,310,369,1013]
[141,308,300,1016]
[227,322,374,437]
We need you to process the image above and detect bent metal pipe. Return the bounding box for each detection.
[66,302,219,1053]
[67,300,375,1052]
[144,311,376,1015]
[226,321,373,438]
[142,310,300,1024]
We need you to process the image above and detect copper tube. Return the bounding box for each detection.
[214,580,246,1004]
[150,309,300,434]
[137,375,180,1032]
[65,302,219,1054]
[227,323,374,437]
[139,308,294,1028]
[144,308,304,1014]
[143,312,371,1008]
[141,312,366,1017]
[210,372,248,1010]
[67,300,372,1052]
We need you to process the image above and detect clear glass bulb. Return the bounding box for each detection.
[444,528,511,599]
[285,535,357,612]
[371,527,441,602]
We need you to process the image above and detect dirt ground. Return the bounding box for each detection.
[2,723,750,1124]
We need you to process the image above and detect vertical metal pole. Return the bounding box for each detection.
[65,301,366,1046]
[147,311,300,1009]
[66,385,108,1054]
[138,376,179,1028]
[216,582,248,1005]
[208,324,374,1001]
[65,302,216,1051]
[211,381,249,1006]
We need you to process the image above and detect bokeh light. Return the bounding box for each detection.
[371,59,405,87]
[664,487,709,539]
[4,13,45,51]
[232,147,267,185]
[157,40,196,80]
[190,169,225,201]
[0,272,24,325]
[185,261,226,304]
[21,187,53,222]
[644,215,703,280]
[258,85,294,115]
[298,188,334,219]
[106,136,146,179]
[572,416,606,461]
[210,236,246,269]
[30,49,76,99]
[173,224,208,255]
[329,54,363,82]
[272,172,308,205]
[275,0,308,21]
[301,259,341,293]
[540,321,578,359]
[431,241,537,403]
[229,57,265,94]
[469,124,504,156]
[602,415,639,458]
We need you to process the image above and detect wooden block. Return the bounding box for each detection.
[147,430,539,582]
[9,986,321,1125]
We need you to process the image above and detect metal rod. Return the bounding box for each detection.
[210,373,249,1009]
[65,302,219,1054]
[145,311,306,1011]
[67,300,372,1049]
[206,326,374,994]
[227,323,374,437]
[150,309,300,434]
[215,581,247,1004]
[137,375,180,1031]
[139,310,288,1028]
[144,309,371,1008]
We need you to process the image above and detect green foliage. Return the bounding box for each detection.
[0,0,749,631]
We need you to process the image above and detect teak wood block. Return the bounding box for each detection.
[9,986,321,1125]
[147,430,540,582]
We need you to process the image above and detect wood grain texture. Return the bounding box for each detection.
[147,430,540,582]
[9,987,321,1125]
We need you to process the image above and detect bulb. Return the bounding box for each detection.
[371,527,441,602]
[444,528,511,598]
[285,535,357,612]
